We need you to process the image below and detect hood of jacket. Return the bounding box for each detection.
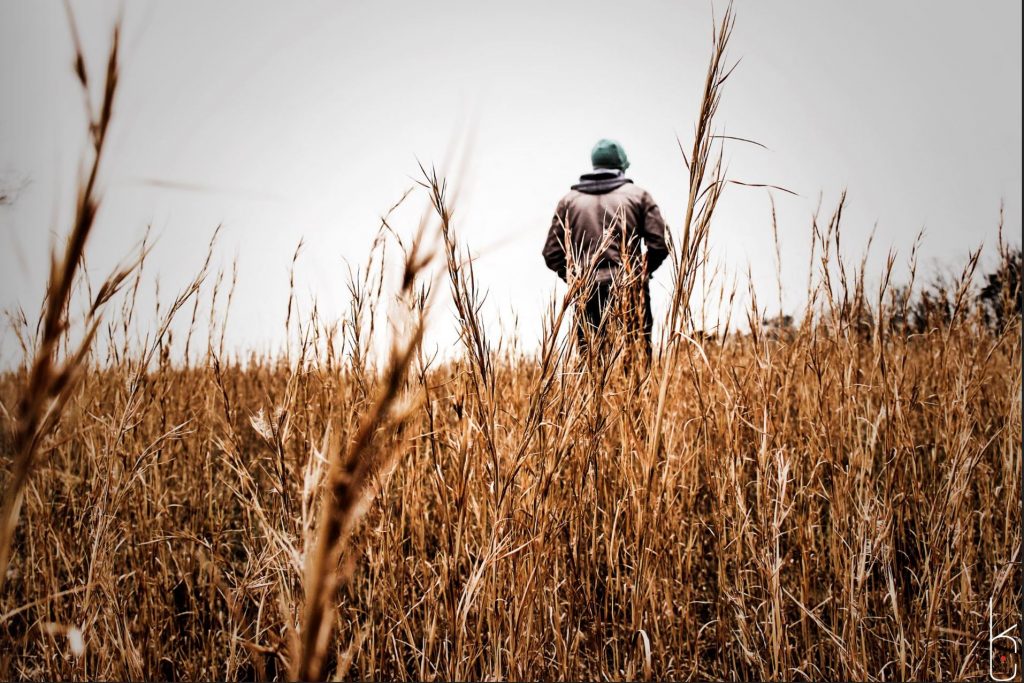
[571,168,633,195]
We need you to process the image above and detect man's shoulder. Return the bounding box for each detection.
[617,183,653,200]
[557,189,586,206]
[602,184,656,209]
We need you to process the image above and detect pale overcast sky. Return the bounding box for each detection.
[1,1,1021,362]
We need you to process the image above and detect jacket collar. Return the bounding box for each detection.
[571,168,632,195]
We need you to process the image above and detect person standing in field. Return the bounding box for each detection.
[542,138,669,358]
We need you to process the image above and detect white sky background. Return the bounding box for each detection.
[0,1,1021,365]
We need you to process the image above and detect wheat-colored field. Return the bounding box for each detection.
[1,9,1021,682]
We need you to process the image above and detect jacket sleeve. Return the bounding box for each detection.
[640,191,669,275]
[543,198,569,281]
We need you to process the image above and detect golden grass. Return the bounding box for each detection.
[0,6,1021,682]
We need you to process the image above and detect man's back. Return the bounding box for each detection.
[543,168,669,283]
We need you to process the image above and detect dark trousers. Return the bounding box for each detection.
[575,277,653,360]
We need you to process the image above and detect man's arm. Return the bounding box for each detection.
[543,198,569,281]
[640,191,669,275]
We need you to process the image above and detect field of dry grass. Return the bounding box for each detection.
[1,8,1021,682]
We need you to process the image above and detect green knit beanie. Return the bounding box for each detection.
[591,138,630,170]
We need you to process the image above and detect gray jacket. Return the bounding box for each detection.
[543,170,669,283]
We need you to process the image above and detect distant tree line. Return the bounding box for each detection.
[755,245,1022,341]
[890,246,1022,335]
